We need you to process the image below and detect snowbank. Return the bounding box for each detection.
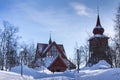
[34,66,52,74]
[0,70,34,80]
[8,60,120,80]
[11,65,46,79]
[75,68,120,80]
[82,60,111,70]
[90,60,111,70]
[75,60,120,80]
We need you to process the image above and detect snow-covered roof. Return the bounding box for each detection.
[95,25,102,28]
[43,56,57,67]
[89,34,109,40]
[42,44,51,54]
[37,43,48,54]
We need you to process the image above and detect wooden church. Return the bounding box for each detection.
[87,14,112,67]
[32,37,76,72]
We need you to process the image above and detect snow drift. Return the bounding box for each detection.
[76,60,120,80]
[11,65,47,78]
[0,70,34,80]
[1,60,120,80]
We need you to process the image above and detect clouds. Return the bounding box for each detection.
[10,1,84,32]
[2,1,88,43]
[0,0,116,59]
[70,2,92,16]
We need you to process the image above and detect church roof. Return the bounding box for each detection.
[49,34,52,44]
[96,14,101,26]
[89,34,109,40]
[93,14,104,35]
[89,14,109,40]
[36,41,67,58]
[47,55,76,70]
[35,38,76,71]
[48,55,67,69]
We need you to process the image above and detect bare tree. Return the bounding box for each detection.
[0,21,19,70]
[74,46,83,72]
[113,4,120,67]
[80,44,89,66]
[20,43,35,66]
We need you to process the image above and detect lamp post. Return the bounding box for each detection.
[77,48,80,73]
[20,48,24,77]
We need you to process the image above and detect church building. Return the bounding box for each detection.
[32,37,76,72]
[87,14,112,66]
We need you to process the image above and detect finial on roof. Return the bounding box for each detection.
[96,1,101,26]
[97,0,99,15]
[49,31,52,44]
[93,4,104,35]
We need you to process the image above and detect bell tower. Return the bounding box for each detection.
[87,14,112,66]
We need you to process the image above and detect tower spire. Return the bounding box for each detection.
[93,4,104,35]
[96,14,101,26]
[96,1,101,26]
[49,32,52,44]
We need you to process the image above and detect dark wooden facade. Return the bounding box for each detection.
[48,55,67,72]
[33,39,76,72]
[87,15,112,66]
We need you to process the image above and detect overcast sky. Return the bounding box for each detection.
[0,0,119,58]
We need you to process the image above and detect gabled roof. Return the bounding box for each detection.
[48,55,76,70]
[36,43,48,57]
[48,55,67,69]
[36,41,67,59]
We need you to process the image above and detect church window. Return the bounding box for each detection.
[47,45,60,57]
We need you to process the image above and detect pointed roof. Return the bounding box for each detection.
[48,55,67,68]
[42,41,67,59]
[36,41,67,58]
[96,14,101,26]
[49,34,52,44]
[93,14,104,35]
[48,55,76,71]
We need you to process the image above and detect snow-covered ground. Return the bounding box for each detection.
[0,60,120,80]
[76,68,120,80]
[0,70,34,80]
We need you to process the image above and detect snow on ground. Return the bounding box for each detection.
[36,70,75,80]
[75,68,120,80]
[81,60,111,70]
[90,60,111,70]
[11,65,75,80]
[11,65,47,79]
[2,60,120,80]
[0,70,34,80]
[76,60,120,80]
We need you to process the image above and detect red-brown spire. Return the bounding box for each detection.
[93,14,104,35]
[96,15,101,26]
